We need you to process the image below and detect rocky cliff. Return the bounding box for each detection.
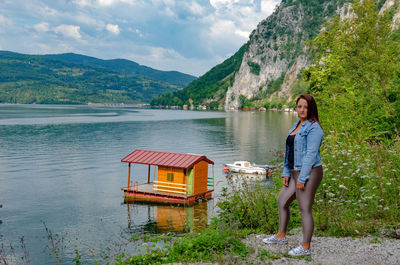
[225,0,351,110]
[225,0,400,110]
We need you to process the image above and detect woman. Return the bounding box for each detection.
[263,94,323,256]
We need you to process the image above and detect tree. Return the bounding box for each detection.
[303,0,400,140]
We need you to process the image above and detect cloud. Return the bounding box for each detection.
[209,19,235,37]
[0,14,6,23]
[261,0,278,14]
[98,0,118,6]
[0,14,12,33]
[135,29,144,38]
[54,24,82,39]
[73,0,136,7]
[148,46,184,61]
[106,23,120,35]
[0,0,281,76]
[33,22,50,32]
[184,1,205,16]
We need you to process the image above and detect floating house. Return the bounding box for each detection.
[121,149,215,205]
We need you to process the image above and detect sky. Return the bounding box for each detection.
[0,0,281,76]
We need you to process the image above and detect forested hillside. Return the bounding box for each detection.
[0,51,187,104]
[44,53,196,88]
[150,43,249,108]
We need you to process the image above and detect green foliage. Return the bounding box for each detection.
[239,95,254,108]
[247,61,261,75]
[282,0,351,39]
[217,178,302,233]
[0,51,179,104]
[44,53,196,88]
[117,222,249,264]
[314,134,400,236]
[151,42,249,106]
[304,0,400,140]
[291,79,307,98]
[268,72,286,95]
[302,0,400,236]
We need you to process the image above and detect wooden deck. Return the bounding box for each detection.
[122,183,213,205]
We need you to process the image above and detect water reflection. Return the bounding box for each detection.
[0,105,296,264]
[126,202,208,233]
[225,172,268,182]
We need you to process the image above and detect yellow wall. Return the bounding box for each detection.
[193,160,208,194]
[158,166,185,184]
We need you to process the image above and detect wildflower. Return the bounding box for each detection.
[384,207,389,211]
[339,184,347,189]
[386,183,391,186]
[343,163,348,166]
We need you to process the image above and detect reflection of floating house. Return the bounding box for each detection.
[125,202,208,233]
[155,202,208,232]
[121,149,215,205]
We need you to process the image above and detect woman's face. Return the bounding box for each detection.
[296,98,308,122]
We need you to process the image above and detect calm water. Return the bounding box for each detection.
[0,104,296,264]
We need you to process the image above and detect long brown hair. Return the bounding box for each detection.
[296,94,321,127]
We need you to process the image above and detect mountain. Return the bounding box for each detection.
[0,51,195,104]
[150,43,249,108]
[152,0,398,110]
[43,53,196,88]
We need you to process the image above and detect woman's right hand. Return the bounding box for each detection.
[283,177,289,187]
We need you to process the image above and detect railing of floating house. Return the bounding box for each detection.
[153,180,187,195]
[208,165,215,190]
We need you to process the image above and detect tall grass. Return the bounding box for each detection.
[216,135,400,238]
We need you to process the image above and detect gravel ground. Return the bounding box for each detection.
[243,233,400,265]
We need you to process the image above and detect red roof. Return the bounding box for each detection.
[121,149,214,169]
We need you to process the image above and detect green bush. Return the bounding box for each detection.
[247,61,261,75]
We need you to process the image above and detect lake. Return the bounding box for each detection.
[0,104,297,264]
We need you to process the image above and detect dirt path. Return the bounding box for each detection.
[243,233,400,265]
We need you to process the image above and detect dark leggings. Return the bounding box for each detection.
[277,166,323,243]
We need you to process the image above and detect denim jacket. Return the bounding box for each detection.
[282,120,323,183]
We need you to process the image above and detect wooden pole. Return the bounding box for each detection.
[128,163,131,188]
[147,165,151,184]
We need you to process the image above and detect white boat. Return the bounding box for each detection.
[224,161,267,175]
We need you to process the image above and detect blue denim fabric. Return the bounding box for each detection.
[282,120,323,183]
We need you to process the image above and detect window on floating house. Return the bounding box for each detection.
[167,173,174,181]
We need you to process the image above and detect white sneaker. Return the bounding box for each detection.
[262,235,288,244]
[288,245,312,256]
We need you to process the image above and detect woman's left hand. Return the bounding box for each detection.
[296,181,305,190]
